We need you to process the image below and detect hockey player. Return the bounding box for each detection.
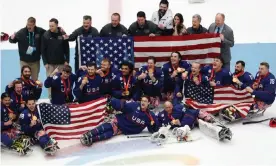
[19,99,59,155]
[136,56,163,107]
[174,62,209,105]
[96,59,120,96]
[74,63,103,103]
[1,92,31,155]
[157,101,199,129]
[232,61,254,90]
[44,65,77,105]
[151,0,173,36]
[162,51,191,101]
[6,65,42,101]
[80,96,159,146]
[7,80,25,113]
[201,57,232,87]
[246,62,276,107]
[111,61,138,100]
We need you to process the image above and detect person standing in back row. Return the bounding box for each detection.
[64,15,99,73]
[208,13,234,70]
[100,13,128,37]
[41,18,70,98]
[9,17,46,81]
[187,14,208,34]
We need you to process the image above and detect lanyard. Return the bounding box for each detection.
[21,76,36,86]
[28,32,35,46]
[144,110,154,125]
[234,71,244,78]
[13,92,23,104]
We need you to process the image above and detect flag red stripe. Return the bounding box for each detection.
[135,53,219,62]
[134,33,220,42]
[70,101,107,113]
[71,108,105,119]
[213,96,253,101]
[68,97,106,109]
[44,118,104,132]
[214,90,250,96]
[134,43,221,52]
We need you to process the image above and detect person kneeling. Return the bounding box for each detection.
[80,96,159,146]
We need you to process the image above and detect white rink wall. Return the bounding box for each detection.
[1,0,276,50]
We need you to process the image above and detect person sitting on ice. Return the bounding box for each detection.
[136,56,163,107]
[80,96,159,146]
[19,99,59,155]
[162,51,191,101]
[157,101,199,129]
[245,62,276,110]
[1,92,32,155]
[232,60,254,90]
[44,65,77,105]
[6,65,42,101]
[201,57,232,87]
[6,80,26,113]
[111,61,138,100]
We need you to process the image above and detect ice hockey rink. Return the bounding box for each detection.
[1,0,276,165]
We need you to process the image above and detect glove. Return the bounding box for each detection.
[172,125,192,142]
[150,125,171,144]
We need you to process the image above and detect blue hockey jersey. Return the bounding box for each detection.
[1,105,15,131]
[162,60,191,92]
[201,65,232,86]
[110,98,159,134]
[157,104,199,129]
[44,73,77,105]
[136,65,163,97]
[19,107,43,136]
[9,91,25,113]
[252,72,276,105]
[5,77,42,101]
[100,67,120,95]
[232,71,254,89]
[74,74,103,103]
[111,73,137,100]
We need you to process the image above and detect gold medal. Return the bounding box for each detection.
[193,77,198,82]
[32,116,37,121]
[177,67,182,73]
[148,68,154,74]
[232,77,238,83]
[151,121,154,125]
[125,91,130,95]
[35,80,41,85]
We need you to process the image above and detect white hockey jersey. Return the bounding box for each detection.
[151,9,173,29]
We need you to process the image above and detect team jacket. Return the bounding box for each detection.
[100,68,120,95]
[6,77,42,101]
[232,71,254,90]
[157,104,199,129]
[74,74,103,103]
[41,28,70,65]
[136,65,163,97]
[201,65,232,86]
[162,60,191,92]
[111,73,137,100]
[19,107,43,136]
[252,72,276,105]
[1,105,16,131]
[9,26,46,62]
[44,73,77,105]
[110,98,159,134]
[100,23,128,37]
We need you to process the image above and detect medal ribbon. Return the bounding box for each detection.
[61,78,71,98]
[190,73,202,83]
[122,75,131,91]
[144,110,154,125]
[234,71,244,78]
[21,76,36,86]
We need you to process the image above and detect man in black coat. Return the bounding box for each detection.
[100,13,128,37]
[187,14,208,34]
[9,17,46,81]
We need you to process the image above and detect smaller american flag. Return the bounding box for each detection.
[38,98,107,140]
[184,80,214,104]
[78,36,134,69]
[185,86,255,118]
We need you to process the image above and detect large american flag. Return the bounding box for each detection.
[78,34,221,69]
[78,36,134,69]
[185,86,255,118]
[38,98,107,140]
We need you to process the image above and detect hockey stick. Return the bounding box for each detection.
[242,117,274,125]
[127,135,151,138]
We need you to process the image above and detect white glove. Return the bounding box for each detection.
[172,125,192,142]
[150,125,171,144]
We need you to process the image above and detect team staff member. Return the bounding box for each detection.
[100,13,128,37]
